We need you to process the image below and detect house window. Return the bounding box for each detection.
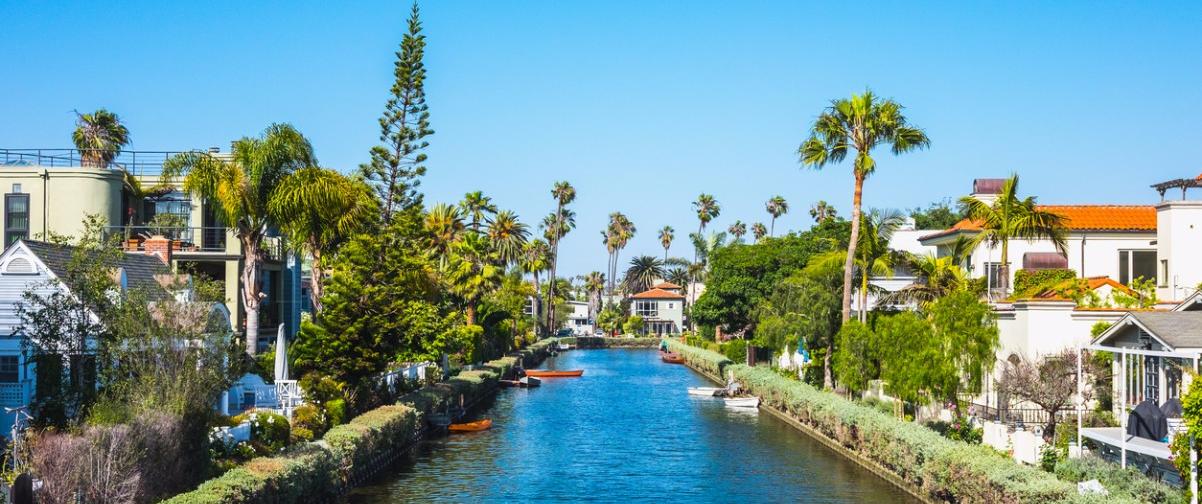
[1160,259,1169,288]
[0,356,17,383]
[1118,250,1156,286]
[984,262,1003,291]
[1144,356,1160,403]
[634,300,657,318]
[5,193,29,246]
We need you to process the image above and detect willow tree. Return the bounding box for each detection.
[800,91,930,323]
[362,2,433,224]
[164,123,315,354]
[959,174,1068,294]
[270,167,378,314]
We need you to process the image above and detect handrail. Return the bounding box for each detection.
[103,226,286,260]
[0,148,213,177]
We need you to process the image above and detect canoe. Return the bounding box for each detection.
[724,397,760,409]
[660,352,685,364]
[688,387,723,397]
[524,369,584,378]
[448,418,493,432]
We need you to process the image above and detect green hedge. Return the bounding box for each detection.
[166,338,558,503]
[571,336,661,348]
[665,340,1158,504]
[1054,456,1179,503]
[1013,268,1076,298]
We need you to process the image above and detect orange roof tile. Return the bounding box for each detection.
[920,205,1156,241]
[630,288,685,300]
[653,281,683,289]
[1033,276,1134,300]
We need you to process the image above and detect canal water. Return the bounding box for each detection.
[346,348,916,503]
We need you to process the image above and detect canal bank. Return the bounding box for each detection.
[163,339,560,503]
[346,347,915,503]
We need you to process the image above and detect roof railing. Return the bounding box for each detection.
[0,148,218,177]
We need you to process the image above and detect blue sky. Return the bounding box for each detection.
[3,1,1201,277]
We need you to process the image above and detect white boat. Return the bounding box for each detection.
[688,387,723,397]
[724,397,760,409]
[557,343,574,351]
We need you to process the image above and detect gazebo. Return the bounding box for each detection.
[1079,311,1202,498]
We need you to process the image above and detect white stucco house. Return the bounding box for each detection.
[630,282,686,335]
[563,300,593,335]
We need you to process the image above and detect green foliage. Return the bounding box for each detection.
[833,321,878,394]
[291,404,328,441]
[233,410,291,453]
[622,315,644,335]
[596,304,623,335]
[910,200,965,230]
[1012,268,1078,299]
[692,222,849,332]
[665,340,1157,503]
[926,291,999,398]
[720,339,747,363]
[1054,456,1180,503]
[1112,276,1158,308]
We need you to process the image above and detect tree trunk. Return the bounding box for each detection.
[823,340,834,389]
[1000,238,1010,295]
[841,174,865,324]
[309,245,324,315]
[770,218,775,237]
[241,236,263,355]
[532,271,541,336]
[860,270,869,323]
[466,303,477,326]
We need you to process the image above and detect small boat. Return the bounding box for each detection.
[688,386,723,397]
[448,418,493,432]
[524,369,584,378]
[724,397,760,409]
[520,376,541,388]
[660,352,685,364]
[557,342,575,351]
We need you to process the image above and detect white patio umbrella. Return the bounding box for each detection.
[273,324,289,382]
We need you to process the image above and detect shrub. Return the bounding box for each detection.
[720,339,747,364]
[233,410,291,452]
[1054,456,1180,503]
[291,404,328,439]
[325,399,348,427]
[1013,268,1076,298]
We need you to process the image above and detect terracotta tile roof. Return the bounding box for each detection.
[653,281,682,290]
[630,288,685,300]
[1033,276,1133,300]
[920,205,1157,242]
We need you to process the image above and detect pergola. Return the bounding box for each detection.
[1151,174,1202,201]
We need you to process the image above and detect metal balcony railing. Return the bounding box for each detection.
[104,226,286,261]
[0,148,212,177]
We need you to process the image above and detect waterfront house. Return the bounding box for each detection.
[564,300,593,335]
[630,282,686,335]
[0,148,304,348]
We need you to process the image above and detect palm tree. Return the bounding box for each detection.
[584,271,605,322]
[425,203,465,265]
[766,196,789,236]
[520,239,550,334]
[72,109,130,168]
[959,174,1068,295]
[163,123,315,354]
[751,222,768,242]
[624,255,666,294]
[444,232,503,326]
[809,200,837,223]
[487,210,528,265]
[658,226,674,261]
[269,167,377,314]
[693,194,721,236]
[665,266,690,290]
[603,212,636,295]
[546,181,576,331]
[881,254,975,306]
[727,221,747,243]
[843,209,906,322]
[460,191,498,232]
[800,90,930,323]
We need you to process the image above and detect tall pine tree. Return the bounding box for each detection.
[362,2,433,224]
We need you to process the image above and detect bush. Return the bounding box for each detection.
[1054,456,1180,503]
[232,410,291,452]
[1012,268,1076,299]
[720,339,747,364]
[664,339,1162,503]
[325,399,348,427]
[291,404,328,440]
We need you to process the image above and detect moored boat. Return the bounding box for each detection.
[520,376,541,387]
[660,351,685,364]
[687,386,723,396]
[724,397,760,409]
[524,369,584,378]
[448,418,493,432]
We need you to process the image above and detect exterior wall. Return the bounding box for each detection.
[961,231,1156,290]
[563,301,592,334]
[0,244,61,438]
[0,167,123,240]
[1156,201,1202,301]
[639,298,683,334]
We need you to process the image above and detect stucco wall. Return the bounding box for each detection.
[963,232,1156,288]
[0,167,123,239]
[1157,201,1202,300]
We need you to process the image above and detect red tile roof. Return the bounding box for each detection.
[653,281,682,290]
[1034,276,1133,300]
[920,205,1157,242]
[630,288,686,300]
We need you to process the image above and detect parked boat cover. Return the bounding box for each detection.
[1160,398,1183,419]
[1127,399,1168,441]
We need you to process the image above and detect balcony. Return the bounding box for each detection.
[104,226,285,261]
[0,148,208,178]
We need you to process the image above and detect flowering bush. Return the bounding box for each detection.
[232,410,291,452]
[291,404,328,440]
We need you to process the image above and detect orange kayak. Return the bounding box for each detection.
[524,369,584,378]
[448,418,493,432]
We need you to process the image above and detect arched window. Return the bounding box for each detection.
[1,256,36,275]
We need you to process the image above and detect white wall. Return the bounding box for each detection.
[961,232,1156,290]
[1157,201,1202,301]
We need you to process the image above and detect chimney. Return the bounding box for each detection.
[970,178,1005,205]
[143,235,173,265]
